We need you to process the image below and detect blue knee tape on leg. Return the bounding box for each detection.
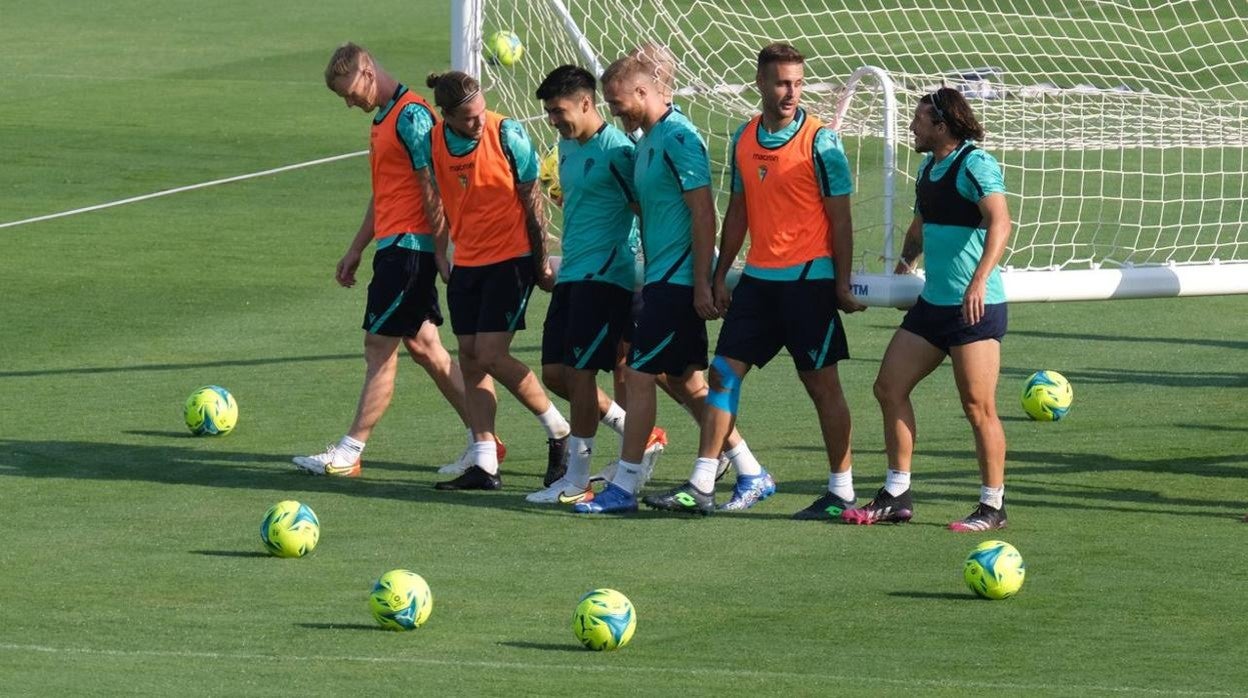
[706,355,742,415]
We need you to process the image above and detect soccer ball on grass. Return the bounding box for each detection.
[1021,370,1073,421]
[963,540,1026,599]
[369,569,433,630]
[260,500,320,558]
[184,385,238,435]
[572,588,636,650]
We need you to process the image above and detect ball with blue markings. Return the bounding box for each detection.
[484,30,524,67]
[964,540,1026,599]
[369,569,433,631]
[260,500,320,558]
[184,385,238,435]
[1021,370,1073,421]
[572,588,636,651]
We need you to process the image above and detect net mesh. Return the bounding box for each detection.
[476,0,1248,273]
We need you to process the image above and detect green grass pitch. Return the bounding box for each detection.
[1,1,1247,695]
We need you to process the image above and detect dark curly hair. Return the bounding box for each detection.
[921,87,985,142]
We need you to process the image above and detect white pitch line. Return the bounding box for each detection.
[0,150,366,230]
[0,642,1239,696]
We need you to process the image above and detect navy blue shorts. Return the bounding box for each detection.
[447,256,535,335]
[628,282,708,376]
[541,281,633,372]
[363,248,443,337]
[714,275,849,371]
[900,297,1007,353]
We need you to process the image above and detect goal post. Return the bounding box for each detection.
[452,0,1248,305]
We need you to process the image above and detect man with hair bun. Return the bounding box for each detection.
[843,87,1014,531]
[423,70,573,491]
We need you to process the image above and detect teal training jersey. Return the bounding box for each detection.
[556,123,639,290]
[633,107,711,286]
[413,116,538,183]
[727,107,854,281]
[915,140,1007,305]
[386,98,436,170]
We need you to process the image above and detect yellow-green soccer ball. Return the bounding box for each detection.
[964,540,1026,600]
[369,569,433,631]
[572,588,636,651]
[538,147,561,201]
[485,30,524,66]
[1021,370,1073,421]
[260,500,320,558]
[184,385,238,435]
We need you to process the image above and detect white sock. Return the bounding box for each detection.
[725,441,761,477]
[537,404,571,439]
[690,457,719,492]
[566,436,593,488]
[337,435,365,465]
[471,440,499,475]
[828,468,855,502]
[600,402,626,436]
[612,460,644,494]
[981,485,1004,509]
[884,468,911,497]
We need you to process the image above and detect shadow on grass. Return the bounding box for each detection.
[0,438,554,515]
[498,640,584,653]
[296,622,381,632]
[126,430,199,439]
[727,443,1246,519]
[3,437,1240,520]
[999,365,1246,389]
[0,353,359,379]
[1007,328,1248,352]
[888,591,979,602]
[191,550,270,558]
[1175,423,1248,433]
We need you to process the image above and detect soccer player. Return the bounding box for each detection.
[294,43,485,477]
[521,65,642,504]
[582,51,762,515]
[646,43,867,516]
[842,87,1013,531]
[424,70,572,491]
[604,43,738,491]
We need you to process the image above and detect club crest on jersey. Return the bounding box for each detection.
[457,175,469,189]
[758,165,768,182]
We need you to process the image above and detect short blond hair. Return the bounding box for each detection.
[628,42,677,97]
[601,54,649,89]
[324,42,368,89]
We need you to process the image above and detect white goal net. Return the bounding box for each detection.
[456,0,1248,301]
